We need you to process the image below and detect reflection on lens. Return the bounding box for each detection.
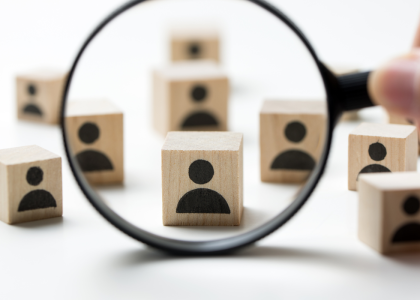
[64,0,327,242]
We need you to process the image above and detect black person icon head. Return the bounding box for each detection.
[75,122,114,172]
[392,195,420,243]
[22,83,43,117]
[357,142,391,178]
[187,42,202,59]
[176,159,230,214]
[18,166,57,212]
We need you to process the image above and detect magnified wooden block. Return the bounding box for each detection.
[0,145,62,224]
[359,172,420,254]
[388,112,420,154]
[153,61,228,136]
[65,99,124,185]
[260,100,326,183]
[16,69,67,124]
[171,28,220,62]
[348,122,417,191]
[162,132,243,226]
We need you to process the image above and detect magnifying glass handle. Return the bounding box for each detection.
[337,71,374,111]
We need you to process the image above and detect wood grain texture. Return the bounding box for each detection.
[153,61,228,136]
[170,28,219,62]
[162,132,243,226]
[388,112,420,154]
[259,100,326,183]
[358,172,420,254]
[16,70,67,124]
[0,145,62,224]
[348,123,417,191]
[65,99,124,185]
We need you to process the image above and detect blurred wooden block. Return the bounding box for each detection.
[65,99,124,185]
[359,172,420,254]
[0,145,62,224]
[348,122,417,191]
[153,61,229,136]
[16,69,67,124]
[388,112,420,154]
[171,28,220,62]
[259,100,326,183]
[162,132,243,226]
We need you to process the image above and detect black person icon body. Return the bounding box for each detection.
[358,172,420,254]
[16,69,67,124]
[153,61,228,136]
[65,99,124,185]
[0,145,63,224]
[348,122,417,191]
[162,132,243,226]
[260,100,326,183]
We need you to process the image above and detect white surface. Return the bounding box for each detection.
[1,0,420,299]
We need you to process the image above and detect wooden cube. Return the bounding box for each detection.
[0,145,62,224]
[162,132,243,226]
[153,61,228,136]
[348,122,417,191]
[65,99,124,185]
[359,172,420,254]
[171,28,219,62]
[259,100,326,183]
[388,112,420,154]
[16,69,67,124]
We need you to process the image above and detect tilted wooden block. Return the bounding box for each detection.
[0,145,62,224]
[170,28,220,62]
[388,112,420,154]
[259,100,326,183]
[359,172,420,254]
[65,99,124,185]
[153,61,228,136]
[348,122,417,191]
[162,132,243,226]
[16,69,67,124]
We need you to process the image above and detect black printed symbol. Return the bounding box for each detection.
[176,159,230,214]
[270,120,315,171]
[191,85,207,102]
[18,167,57,212]
[406,118,414,125]
[392,196,420,243]
[75,122,114,172]
[23,84,43,117]
[358,142,391,179]
[27,84,36,96]
[188,42,201,58]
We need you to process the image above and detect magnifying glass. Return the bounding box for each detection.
[61,0,374,254]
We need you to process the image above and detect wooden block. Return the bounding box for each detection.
[16,69,67,124]
[348,122,417,191]
[162,132,243,226]
[171,28,219,62]
[153,61,229,136]
[388,112,420,154]
[65,99,124,185]
[0,145,62,224]
[259,100,326,183]
[359,172,420,254]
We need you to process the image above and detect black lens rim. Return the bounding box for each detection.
[60,0,336,255]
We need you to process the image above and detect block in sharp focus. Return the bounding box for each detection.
[0,145,62,224]
[16,69,67,124]
[348,122,417,191]
[387,112,420,154]
[259,100,326,183]
[65,99,124,185]
[162,132,243,226]
[358,172,420,254]
[153,61,229,136]
[170,27,220,62]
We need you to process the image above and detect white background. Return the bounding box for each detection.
[1,0,420,299]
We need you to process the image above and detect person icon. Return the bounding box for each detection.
[23,83,43,117]
[187,42,201,59]
[176,159,230,214]
[392,195,420,243]
[18,166,57,212]
[75,122,114,172]
[358,142,391,178]
[270,121,316,170]
[181,84,219,129]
